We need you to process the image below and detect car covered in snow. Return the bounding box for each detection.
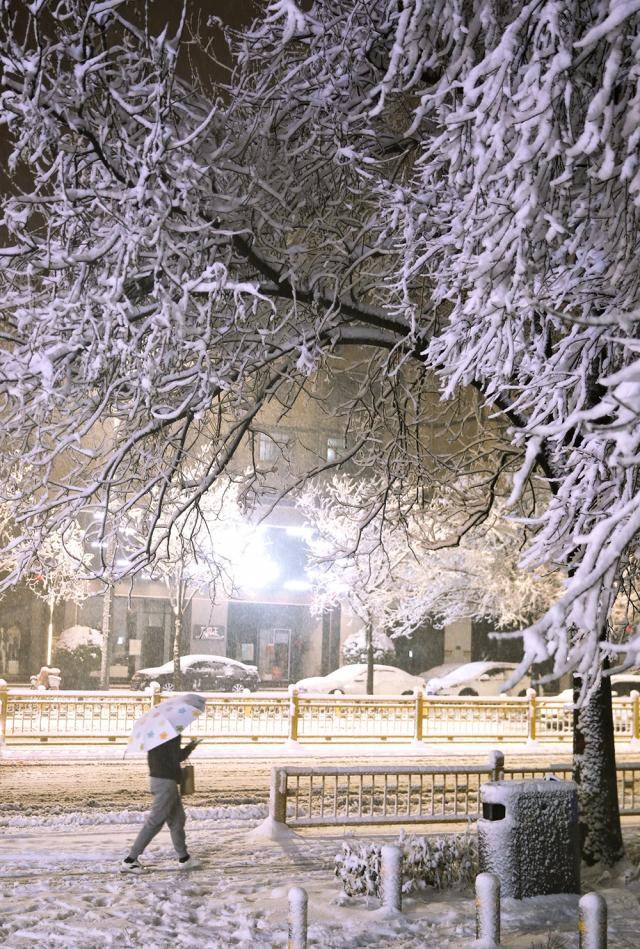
[608,674,640,696]
[422,661,531,697]
[555,673,640,701]
[294,663,425,695]
[130,654,260,693]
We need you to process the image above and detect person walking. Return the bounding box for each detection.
[122,693,205,873]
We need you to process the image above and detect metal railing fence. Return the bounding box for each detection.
[265,753,640,830]
[275,763,499,827]
[1,685,640,746]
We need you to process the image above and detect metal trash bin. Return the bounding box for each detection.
[478,779,580,899]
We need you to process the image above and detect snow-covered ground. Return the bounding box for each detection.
[2,807,640,947]
[0,738,602,760]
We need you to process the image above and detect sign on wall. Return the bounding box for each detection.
[193,625,226,642]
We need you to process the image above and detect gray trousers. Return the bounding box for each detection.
[129,777,187,859]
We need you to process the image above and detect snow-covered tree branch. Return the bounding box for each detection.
[134,475,250,688]
[2,0,640,696]
[299,474,564,645]
[2,0,640,864]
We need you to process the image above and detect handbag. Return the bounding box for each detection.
[180,763,195,796]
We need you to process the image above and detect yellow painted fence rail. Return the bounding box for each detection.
[1,685,640,745]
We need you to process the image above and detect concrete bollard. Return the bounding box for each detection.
[475,872,500,946]
[380,845,403,914]
[488,749,505,782]
[288,886,308,949]
[579,892,607,949]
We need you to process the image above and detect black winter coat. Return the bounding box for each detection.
[147,736,194,782]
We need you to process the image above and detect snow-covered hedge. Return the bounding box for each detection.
[53,627,102,689]
[342,629,396,665]
[57,625,101,650]
[334,832,478,897]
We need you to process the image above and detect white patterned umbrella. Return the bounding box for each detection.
[127,694,205,754]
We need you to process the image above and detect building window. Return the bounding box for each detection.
[258,430,290,463]
[258,432,279,463]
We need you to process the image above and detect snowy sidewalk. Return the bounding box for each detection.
[2,809,640,947]
[1,738,620,761]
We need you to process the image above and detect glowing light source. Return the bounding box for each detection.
[283,579,312,592]
[285,525,315,541]
[235,555,280,589]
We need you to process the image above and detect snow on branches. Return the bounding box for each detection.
[0,0,275,565]
[2,0,640,690]
[241,0,640,685]
[134,473,251,615]
[299,475,563,644]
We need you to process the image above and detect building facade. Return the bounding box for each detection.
[0,352,518,686]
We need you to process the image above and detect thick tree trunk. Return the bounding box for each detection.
[173,610,182,692]
[573,657,624,866]
[366,623,374,695]
[99,583,113,689]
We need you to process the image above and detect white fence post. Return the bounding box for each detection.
[579,892,607,948]
[288,886,308,949]
[475,872,500,946]
[380,845,403,914]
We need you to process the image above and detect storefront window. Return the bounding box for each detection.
[0,624,29,678]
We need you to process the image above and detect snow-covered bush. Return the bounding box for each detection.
[334,832,478,898]
[342,630,396,665]
[57,626,101,651]
[53,627,102,690]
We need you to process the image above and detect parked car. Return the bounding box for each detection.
[609,673,640,696]
[422,661,531,697]
[295,663,425,695]
[130,654,260,693]
[556,673,640,701]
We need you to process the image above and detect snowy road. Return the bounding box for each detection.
[0,746,596,816]
[2,811,640,947]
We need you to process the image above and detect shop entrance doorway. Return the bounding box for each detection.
[258,627,291,683]
[227,602,310,685]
